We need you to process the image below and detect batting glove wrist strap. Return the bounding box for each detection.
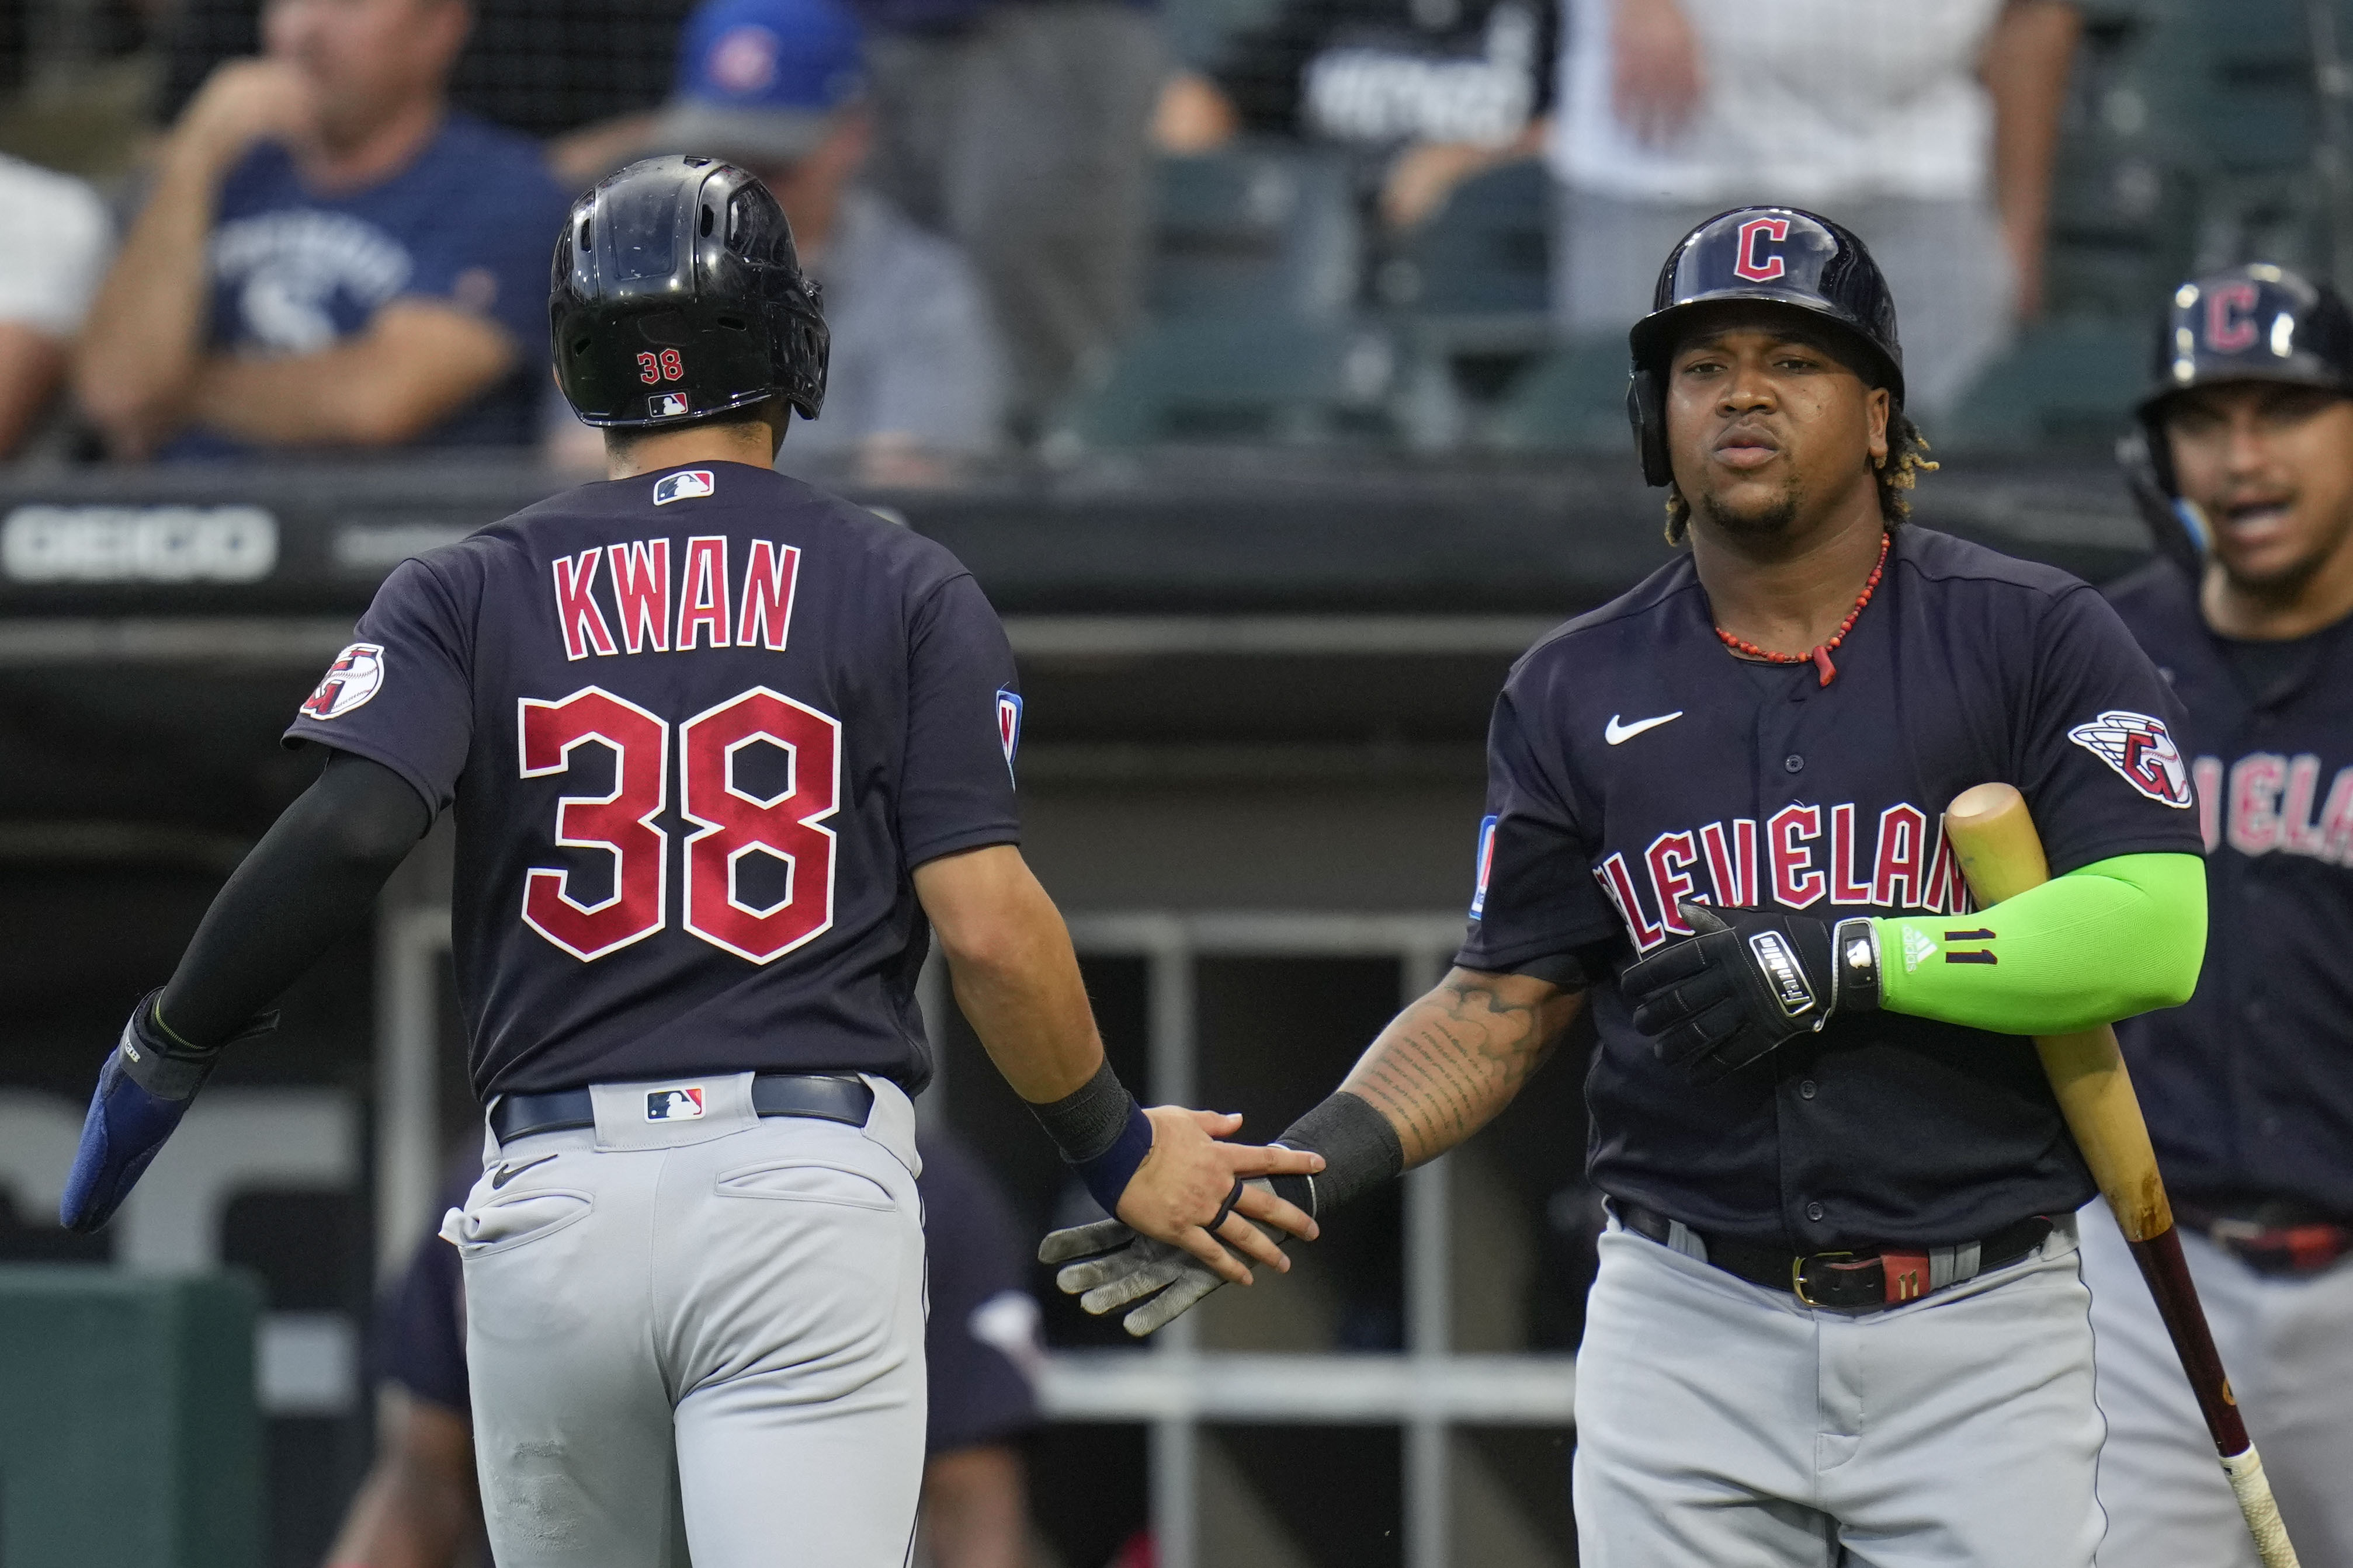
[61,988,276,1234]
[1269,1090,1404,1219]
[1028,1061,1154,1217]
[1831,918,1883,1014]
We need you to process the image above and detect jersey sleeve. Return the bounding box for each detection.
[1454,679,1622,980]
[2016,585,2208,874]
[282,555,475,814]
[900,571,1022,867]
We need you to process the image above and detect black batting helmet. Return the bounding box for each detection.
[2118,263,2353,573]
[1626,207,1903,486]
[551,155,828,429]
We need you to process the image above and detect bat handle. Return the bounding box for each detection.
[2127,1226,2303,1567]
[2220,1445,2303,1568]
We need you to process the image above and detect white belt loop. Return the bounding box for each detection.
[1927,1240,1982,1290]
[1665,1218,1710,1264]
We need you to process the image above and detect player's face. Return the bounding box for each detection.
[2164,382,2353,594]
[1664,315,1890,540]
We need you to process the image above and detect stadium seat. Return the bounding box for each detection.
[1478,338,1632,454]
[1377,159,1556,448]
[1933,319,2149,450]
[1050,313,1400,446]
[1148,145,1362,322]
[1377,158,1552,318]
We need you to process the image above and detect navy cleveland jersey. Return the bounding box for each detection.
[1460,527,2205,1250]
[2107,564,2353,1214]
[286,461,1020,1100]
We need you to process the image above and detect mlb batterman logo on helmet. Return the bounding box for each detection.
[300,642,386,720]
[2067,710,2194,807]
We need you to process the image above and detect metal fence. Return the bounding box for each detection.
[374,905,1578,1568]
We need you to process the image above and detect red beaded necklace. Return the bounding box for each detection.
[1714,531,1890,687]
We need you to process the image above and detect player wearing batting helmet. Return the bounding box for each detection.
[57,154,1324,1568]
[2087,263,2353,1563]
[1042,207,2211,1564]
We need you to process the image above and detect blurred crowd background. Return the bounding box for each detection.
[0,0,2346,476]
[3,3,2351,1567]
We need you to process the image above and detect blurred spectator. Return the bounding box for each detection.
[649,0,1008,479]
[855,0,1168,436]
[0,156,110,459]
[74,0,570,460]
[1549,0,2080,417]
[1163,0,1556,232]
[327,1128,1040,1568]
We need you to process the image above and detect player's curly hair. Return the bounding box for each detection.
[1662,412,1938,545]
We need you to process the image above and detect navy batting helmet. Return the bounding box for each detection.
[2118,263,2353,573]
[551,155,828,429]
[1627,207,1903,486]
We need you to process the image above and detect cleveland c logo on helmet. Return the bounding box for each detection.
[2204,281,2261,352]
[1733,217,1791,283]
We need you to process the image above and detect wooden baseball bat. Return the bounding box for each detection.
[1942,783,2299,1568]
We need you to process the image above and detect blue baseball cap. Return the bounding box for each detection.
[655,0,867,166]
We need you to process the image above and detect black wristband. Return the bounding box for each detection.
[1267,1090,1404,1219]
[1027,1061,1155,1216]
[1027,1060,1139,1163]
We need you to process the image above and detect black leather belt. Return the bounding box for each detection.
[491,1073,875,1143]
[2178,1198,2353,1277]
[1620,1201,2054,1310]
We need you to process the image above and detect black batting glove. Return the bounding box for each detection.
[1621,902,1880,1084]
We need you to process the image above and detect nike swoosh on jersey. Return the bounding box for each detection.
[1605,711,1684,745]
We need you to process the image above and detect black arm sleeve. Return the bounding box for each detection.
[158,750,433,1049]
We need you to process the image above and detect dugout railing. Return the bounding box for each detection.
[375,905,1579,1568]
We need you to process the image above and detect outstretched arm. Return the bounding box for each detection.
[62,750,433,1232]
[914,844,1321,1284]
[1338,966,1586,1168]
[1044,966,1585,1336]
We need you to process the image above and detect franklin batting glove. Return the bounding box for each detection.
[60,990,275,1233]
[1621,902,1879,1084]
[1039,1181,1283,1338]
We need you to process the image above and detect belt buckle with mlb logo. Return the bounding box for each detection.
[646,1085,707,1122]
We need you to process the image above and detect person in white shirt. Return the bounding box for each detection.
[0,155,112,458]
[1549,0,2077,417]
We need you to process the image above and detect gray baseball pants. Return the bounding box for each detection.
[1574,1211,2104,1566]
[442,1073,928,1568]
[2081,1200,2353,1566]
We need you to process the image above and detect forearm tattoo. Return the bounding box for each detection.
[1341,973,1571,1166]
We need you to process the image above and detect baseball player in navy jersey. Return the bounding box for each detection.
[2087,264,2353,1564]
[1044,208,2212,1564]
[54,154,1322,1568]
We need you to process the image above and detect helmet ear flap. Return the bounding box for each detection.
[2118,421,2208,579]
[1629,367,1672,487]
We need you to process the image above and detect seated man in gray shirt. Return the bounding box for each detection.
[653,0,1008,482]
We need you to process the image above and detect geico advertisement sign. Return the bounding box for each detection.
[2,503,279,582]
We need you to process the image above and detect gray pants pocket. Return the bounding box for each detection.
[713,1158,898,1211]
[444,1188,596,1257]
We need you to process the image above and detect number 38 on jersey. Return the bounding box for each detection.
[518,684,839,965]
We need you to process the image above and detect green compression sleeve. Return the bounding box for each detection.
[1875,852,2206,1035]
